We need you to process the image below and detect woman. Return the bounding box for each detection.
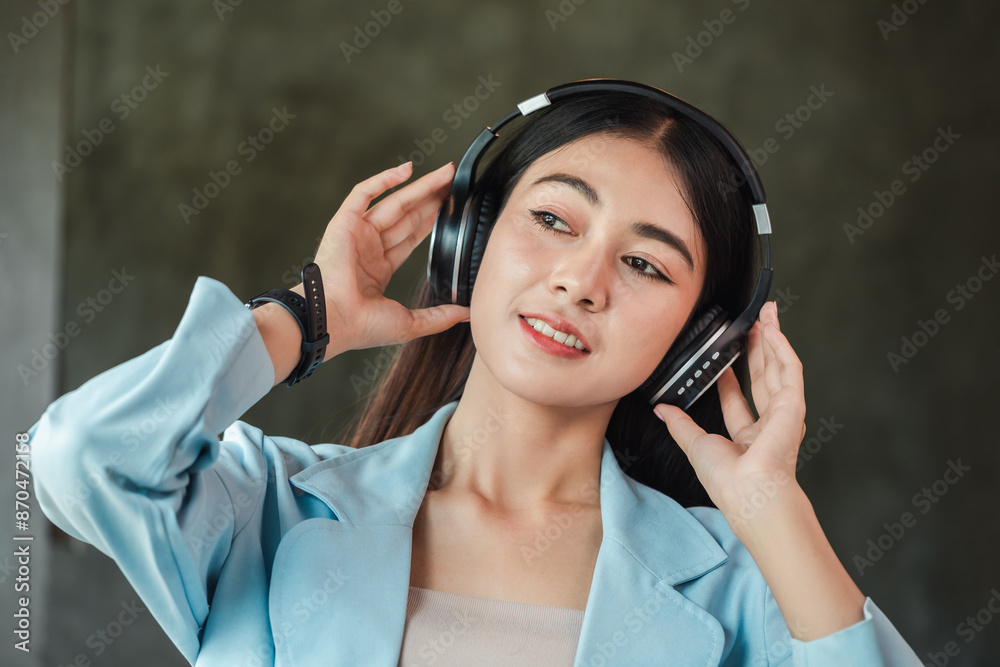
[28,81,922,665]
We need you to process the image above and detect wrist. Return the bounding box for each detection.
[722,482,867,641]
[245,263,330,387]
[252,302,304,388]
[288,281,352,360]
[721,474,807,545]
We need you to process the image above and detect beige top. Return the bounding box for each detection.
[398,585,585,666]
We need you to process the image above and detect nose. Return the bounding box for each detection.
[547,238,614,311]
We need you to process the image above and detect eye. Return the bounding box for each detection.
[528,209,673,284]
[529,209,570,234]
[625,257,672,283]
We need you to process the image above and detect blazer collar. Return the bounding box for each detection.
[290,400,727,584]
[287,400,730,664]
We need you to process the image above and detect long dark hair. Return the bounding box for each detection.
[336,90,760,508]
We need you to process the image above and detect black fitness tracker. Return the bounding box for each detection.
[244,262,330,387]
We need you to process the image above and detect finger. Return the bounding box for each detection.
[758,300,803,391]
[757,386,807,456]
[760,319,784,396]
[752,302,785,397]
[655,404,740,480]
[365,162,455,231]
[747,314,766,379]
[654,404,706,456]
[380,180,451,252]
[404,303,472,341]
[382,198,444,270]
[341,162,415,218]
[769,299,781,333]
[762,318,805,391]
[747,322,770,416]
[716,366,755,438]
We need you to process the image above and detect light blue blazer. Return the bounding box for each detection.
[28,277,923,666]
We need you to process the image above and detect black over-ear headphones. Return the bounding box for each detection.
[427,79,773,412]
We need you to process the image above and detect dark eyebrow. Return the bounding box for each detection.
[531,172,695,274]
[629,221,695,274]
[532,173,601,206]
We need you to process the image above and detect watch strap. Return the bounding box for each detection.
[296,262,330,384]
[244,262,330,387]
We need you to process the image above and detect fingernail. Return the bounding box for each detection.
[653,409,665,423]
[398,161,413,171]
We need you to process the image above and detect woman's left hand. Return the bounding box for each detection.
[654,300,807,528]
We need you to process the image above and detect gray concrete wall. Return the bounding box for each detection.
[4,0,998,664]
[0,0,66,664]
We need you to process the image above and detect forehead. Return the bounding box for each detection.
[515,133,681,196]
[532,131,668,163]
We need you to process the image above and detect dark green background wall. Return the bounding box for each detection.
[5,0,998,664]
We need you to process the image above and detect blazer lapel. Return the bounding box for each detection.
[268,402,458,665]
[572,439,730,666]
[269,400,730,666]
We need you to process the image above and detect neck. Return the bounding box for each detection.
[431,354,614,515]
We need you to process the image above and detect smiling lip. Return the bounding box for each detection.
[519,312,591,352]
[519,317,589,358]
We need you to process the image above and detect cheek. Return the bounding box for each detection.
[622,306,693,367]
[469,229,510,318]
[474,224,533,294]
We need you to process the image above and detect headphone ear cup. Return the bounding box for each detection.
[429,193,460,305]
[461,191,499,306]
[637,305,728,405]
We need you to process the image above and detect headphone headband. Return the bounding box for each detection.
[427,78,774,410]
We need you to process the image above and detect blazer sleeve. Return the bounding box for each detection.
[27,276,277,663]
[763,587,924,666]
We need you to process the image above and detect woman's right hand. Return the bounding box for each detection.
[304,160,470,356]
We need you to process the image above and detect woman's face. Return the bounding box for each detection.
[469,132,707,408]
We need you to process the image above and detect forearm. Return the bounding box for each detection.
[30,276,281,662]
[30,276,274,534]
[726,483,866,642]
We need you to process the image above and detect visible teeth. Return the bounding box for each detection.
[524,317,586,350]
